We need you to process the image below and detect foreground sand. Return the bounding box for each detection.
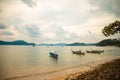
[65,58,120,80]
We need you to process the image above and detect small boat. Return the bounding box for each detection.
[33,44,36,47]
[86,49,104,54]
[49,52,58,58]
[71,49,85,55]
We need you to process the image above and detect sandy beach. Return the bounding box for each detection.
[65,57,120,80]
[3,56,120,80]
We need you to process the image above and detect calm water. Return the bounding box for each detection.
[0,46,120,79]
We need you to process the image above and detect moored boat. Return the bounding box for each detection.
[86,49,104,54]
[71,49,85,55]
[49,52,58,58]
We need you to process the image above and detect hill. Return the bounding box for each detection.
[66,42,86,46]
[97,39,120,46]
[0,40,36,45]
[39,42,96,46]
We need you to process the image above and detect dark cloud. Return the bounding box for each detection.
[22,0,36,8]
[88,0,120,17]
[25,24,40,37]
[0,23,6,29]
[3,31,13,35]
[0,31,13,35]
[15,24,40,37]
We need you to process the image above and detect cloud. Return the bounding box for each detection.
[0,23,6,29]
[87,30,92,35]
[22,0,36,8]
[0,0,119,43]
[37,23,67,42]
[1,31,13,35]
[25,24,40,37]
[15,24,40,38]
[37,0,92,26]
[88,0,120,17]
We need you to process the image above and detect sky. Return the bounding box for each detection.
[0,0,120,44]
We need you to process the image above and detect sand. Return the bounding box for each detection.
[65,57,120,80]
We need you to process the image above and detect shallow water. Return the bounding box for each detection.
[0,46,120,80]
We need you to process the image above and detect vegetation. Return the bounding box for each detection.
[97,39,120,46]
[102,20,120,37]
[102,20,120,46]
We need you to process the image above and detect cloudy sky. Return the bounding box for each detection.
[0,0,120,44]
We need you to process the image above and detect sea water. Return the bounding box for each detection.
[0,46,120,80]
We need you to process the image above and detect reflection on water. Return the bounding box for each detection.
[49,56,58,65]
[0,46,120,79]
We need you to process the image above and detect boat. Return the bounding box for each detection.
[33,44,36,47]
[49,52,58,58]
[86,49,104,54]
[71,49,85,55]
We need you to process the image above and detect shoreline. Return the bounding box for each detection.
[52,56,120,80]
[4,56,120,80]
[65,57,120,80]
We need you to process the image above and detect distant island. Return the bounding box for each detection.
[39,39,120,47]
[0,39,119,47]
[97,39,120,47]
[0,40,36,46]
[39,42,96,46]
[66,42,86,46]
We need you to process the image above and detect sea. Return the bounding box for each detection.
[0,46,120,80]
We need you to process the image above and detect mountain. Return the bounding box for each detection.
[50,43,66,46]
[39,42,96,46]
[39,43,66,46]
[85,43,97,46]
[39,42,87,46]
[66,42,86,46]
[0,40,36,45]
[96,39,120,46]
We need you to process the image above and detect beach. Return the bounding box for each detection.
[3,57,120,80]
[65,57,120,80]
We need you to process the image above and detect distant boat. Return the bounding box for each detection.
[49,52,58,58]
[71,49,85,55]
[33,44,36,47]
[86,49,104,54]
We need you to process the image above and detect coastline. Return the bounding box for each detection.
[65,56,120,80]
[4,56,120,80]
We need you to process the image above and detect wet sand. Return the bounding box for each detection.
[3,57,120,80]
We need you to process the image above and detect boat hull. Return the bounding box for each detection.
[49,52,58,58]
[71,50,85,55]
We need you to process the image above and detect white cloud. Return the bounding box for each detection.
[0,0,120,43]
